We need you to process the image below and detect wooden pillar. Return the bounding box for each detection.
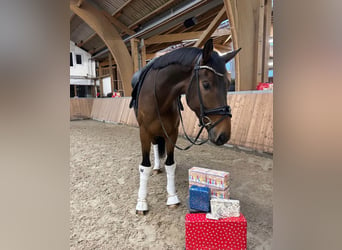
[99,65,103,97]
[256,0,265,84]
[130,38,139,73]
[141,39,146,67]
[108,53,115,92]
[113,65,118,90]
[223,0,240,91]
[93,79,97,97]
[262,0,272,82]
[224,0,260,91]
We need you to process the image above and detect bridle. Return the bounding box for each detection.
[189,55,232,131]
[154,55,232,150]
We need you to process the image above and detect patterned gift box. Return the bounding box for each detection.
[188,167,208,185]
[189,182,230,199]
[189,185,211,212]
[206,169,230,190]
[210,187,230,199]
[211,198,240,218]
[185,213,247,250]
[189,167,230,190]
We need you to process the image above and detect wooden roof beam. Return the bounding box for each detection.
[112,0,133,17]
[144,28,231,45]
[128,0,176,29]
[194,7,226,48]
[77,32,98,47]
[145,32,202,45]
[214,43,232,52]
[102,11,135,36]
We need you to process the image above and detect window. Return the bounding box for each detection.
[70,52,73,66]
[76,54,82,64]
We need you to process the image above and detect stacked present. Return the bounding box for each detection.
[189,167,230,199]
[186,166,247,249]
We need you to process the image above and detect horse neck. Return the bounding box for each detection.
[155,64,193,111]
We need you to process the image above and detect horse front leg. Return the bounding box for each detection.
[165,132,180,208]
[152,136,165,175]
[152,143,161,174]
[136,127,152,215]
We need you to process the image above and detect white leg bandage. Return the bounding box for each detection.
[165,163,180,205]
[136,165,152,211]
[153,144,160,170]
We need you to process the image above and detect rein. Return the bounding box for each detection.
[153,56,232,151]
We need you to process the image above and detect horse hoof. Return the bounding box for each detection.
[167,194,180,206]
[136,210,148,215]
[152,169,162,175]
[168,203,180,209]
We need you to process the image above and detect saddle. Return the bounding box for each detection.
[128,58,184,111]
[129,59,156,109]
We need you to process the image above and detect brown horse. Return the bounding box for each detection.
[130,39,241,214]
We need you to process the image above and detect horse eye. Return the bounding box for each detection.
[203,82,210,90]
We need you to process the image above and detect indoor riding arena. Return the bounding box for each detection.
[70,0,273,249]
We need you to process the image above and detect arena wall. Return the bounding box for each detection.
[70,91,273,153]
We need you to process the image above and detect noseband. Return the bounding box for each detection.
[189,56,232,131]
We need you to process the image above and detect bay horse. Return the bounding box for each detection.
[129,39,241,214]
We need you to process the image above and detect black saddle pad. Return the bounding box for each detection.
[129,59,156,109]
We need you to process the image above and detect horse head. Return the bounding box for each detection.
[186,39,241,146]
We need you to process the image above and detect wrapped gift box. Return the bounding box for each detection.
[189,167,230,190]
[189,185,211,212]
[211,198,240,218]
[206,169,230,190]
[190,182,230,199]
[210,187,230,199]
[185,213,247,250]
[189,167,208,185]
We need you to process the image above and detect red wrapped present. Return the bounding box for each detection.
[185,213,247,250]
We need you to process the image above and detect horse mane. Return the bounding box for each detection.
[151,47,226,75]
[151,47,201,69]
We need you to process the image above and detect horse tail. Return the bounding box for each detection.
[155,136,165,158]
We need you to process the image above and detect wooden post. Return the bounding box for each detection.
[99,65,103,97]
[108,53,115,93]
[256,0,265,84]
[262,0,272,82]
[140,39,146,67]
[93,79,97,97]
[223,0,240,91]
[224,0,260,91]
[130,38,139,73]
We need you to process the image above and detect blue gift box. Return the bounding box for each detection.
[189,185,211,212]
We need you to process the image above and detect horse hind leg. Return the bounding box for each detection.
[136,128,152,215]
[164,133,180,208]
[152,136,165,175]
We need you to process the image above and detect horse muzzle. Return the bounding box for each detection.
[209,130,230,146]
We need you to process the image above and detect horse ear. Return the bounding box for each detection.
[202,39,213,64]
[221,48,242,62]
